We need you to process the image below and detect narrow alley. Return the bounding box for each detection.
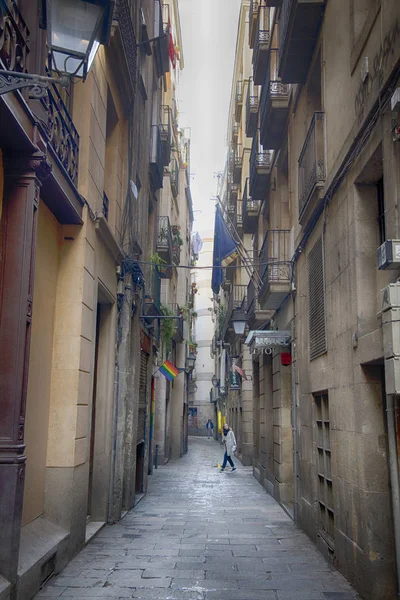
[35,438,359,600]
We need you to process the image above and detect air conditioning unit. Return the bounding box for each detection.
[377,240,400,270]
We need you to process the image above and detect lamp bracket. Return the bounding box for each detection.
[0,70,70,97]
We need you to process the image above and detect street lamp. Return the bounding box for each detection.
[0,0,113,97]
[47,0,113,80]
[231,311,247,337]
[211,375,219,388]
[232,319,246,336]
[185,352,196,373]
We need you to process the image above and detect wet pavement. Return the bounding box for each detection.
[35,436,360,600]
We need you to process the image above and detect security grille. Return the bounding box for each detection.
[315,392,334,550]
[137,351,148,443]
[308,236,326,360]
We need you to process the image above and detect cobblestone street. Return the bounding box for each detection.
[35,437,360,600]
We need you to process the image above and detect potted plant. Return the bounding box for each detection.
[172,229,183,247]
[149,252,169,279]
[189,341,198,354]
[160,304,176,354]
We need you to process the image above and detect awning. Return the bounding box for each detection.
[245,330,291,353]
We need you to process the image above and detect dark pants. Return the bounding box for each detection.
[222,451,234,469]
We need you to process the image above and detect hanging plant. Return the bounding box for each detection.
[160,304,176,356]
[149,252,169,278]
[172,229,183,247]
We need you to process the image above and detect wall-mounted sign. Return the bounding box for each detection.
[245,330,291,354]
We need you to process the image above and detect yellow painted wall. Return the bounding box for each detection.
[22,201,61,526]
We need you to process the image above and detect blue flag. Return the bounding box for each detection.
[211,205,238,295]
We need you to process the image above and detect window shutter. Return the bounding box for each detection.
[137,351,148,443]
[308,236,327,360]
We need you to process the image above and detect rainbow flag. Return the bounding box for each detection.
[159,359,180,381]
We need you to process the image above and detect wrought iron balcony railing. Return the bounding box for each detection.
[259,49,290,149]
[249,0,260,49]
[222,284,247,339]
[150,125,164,190]
[235,80,243,121]
[259,229,291,290]
[242,178,260,233]
[253,7,270,85]
[172,243,181,266]
[246,78,259,138]
[0,1,80,187]
[0,0,29,74]
[160,105,171,167]
[156,215,173,262]
[171,303,184,342]
[250,134,272,200]
[232,122,239,146]
[170,157,179,197]
[42,83,80,186]
[298,112,325,219]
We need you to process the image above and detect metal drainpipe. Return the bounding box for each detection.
[291,292,298,522]
[386,394,400,595]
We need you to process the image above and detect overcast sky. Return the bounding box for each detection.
[178,0,241,234]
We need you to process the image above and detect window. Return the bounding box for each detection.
[308,236,327,360]
[315,392,334,549]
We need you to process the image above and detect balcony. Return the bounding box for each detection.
[266,0,282,5]
[253,8,270,85]
[156,216,173,263]
[232,123,239,147]
[143,268,161,320]
[242,179,260,233]
[278,0,326,84]
[236,200,243,234]
[250,134,272,201]
[258,229,292,310]
[298,112,325,224]
[221,284,247,340]
[246,279,274,329]
[230,183,239,204]
[249,0,259,49]
[172,243,181,266]
[235,81,243,121]
[170,158,179,198]
[230,148,243,185]
[150,125,164,191]
[172,304,184,342]
[246,79,259,138]
[260,49,290,150]
[153,2,170,78]
[160,106,171,167]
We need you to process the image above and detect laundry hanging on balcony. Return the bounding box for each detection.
[168,19,176,68]
[211,205,238,294]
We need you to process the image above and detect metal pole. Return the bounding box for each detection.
[386,395,400,595]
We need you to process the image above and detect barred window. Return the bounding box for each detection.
[315,392,334,550]
[308,236,327,360]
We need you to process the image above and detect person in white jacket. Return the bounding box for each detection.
[220,423,237,472]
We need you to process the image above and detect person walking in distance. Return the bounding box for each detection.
[206,418,214,439]
[220,423,237,471]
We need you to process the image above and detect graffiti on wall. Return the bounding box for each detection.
[355,19,400,122]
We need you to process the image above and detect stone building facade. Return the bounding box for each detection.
[0,1,192,599]
[190,231,216,437]
[218,0,400,598]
